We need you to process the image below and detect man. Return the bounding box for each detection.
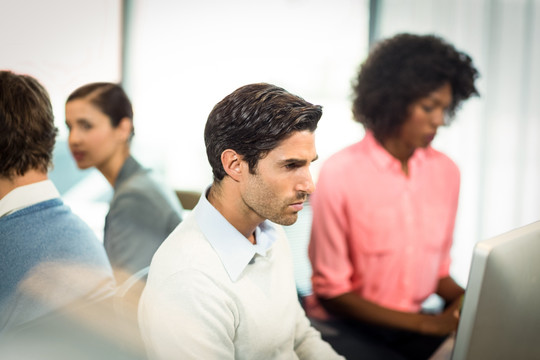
[139,83,343,359]
[0,70,116,332]
[308,33,479,359]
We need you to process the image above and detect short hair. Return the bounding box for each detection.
[205,83,323,181]
[66,82,134,135]
[0,71,57,179]
[352,33,479,143]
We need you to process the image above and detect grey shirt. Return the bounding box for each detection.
[104,156,183,283]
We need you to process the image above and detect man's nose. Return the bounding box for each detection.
[298,171,315,195]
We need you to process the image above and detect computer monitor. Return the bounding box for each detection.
[451,220,540,360]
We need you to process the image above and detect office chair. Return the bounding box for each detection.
[175,190,202,211]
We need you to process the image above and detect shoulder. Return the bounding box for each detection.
[142,216,236,320]
[7,199,94,236]
[111,171,182,215]
[424,147,460,178]
[148,215,221,282]
[115,170,158,198]
[320,142,364,173]
[2,199,109,264]
[315,141,371,198]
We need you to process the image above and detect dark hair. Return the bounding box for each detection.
[205,83,323,181]
[352,33,479,143]
[66,82,134,135]
[0,71,57,179]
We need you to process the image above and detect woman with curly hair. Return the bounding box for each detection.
[308,33,479,359]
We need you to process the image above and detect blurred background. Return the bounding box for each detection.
[1,0,539,290]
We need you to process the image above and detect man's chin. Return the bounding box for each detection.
[272,213,299,226]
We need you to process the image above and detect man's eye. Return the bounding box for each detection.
[285,163,298,170]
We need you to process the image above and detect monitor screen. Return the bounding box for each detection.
[451,220,540,360]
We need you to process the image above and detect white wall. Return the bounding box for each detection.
[0,0,122,134]
[123,0,370,192]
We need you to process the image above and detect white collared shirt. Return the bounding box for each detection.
[194,187,276,281]
[0,180,60,218]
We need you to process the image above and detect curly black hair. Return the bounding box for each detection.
[352,33,479,143]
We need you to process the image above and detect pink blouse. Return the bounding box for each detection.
[309,132,460,312]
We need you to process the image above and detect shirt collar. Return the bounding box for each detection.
[0,180,60,218]
[364,131,427,173]
[193,186,277,282]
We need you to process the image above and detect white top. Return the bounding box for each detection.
[0,180,59,218]
[138,189,343,360]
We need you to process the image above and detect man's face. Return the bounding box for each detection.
[240,130,317,226]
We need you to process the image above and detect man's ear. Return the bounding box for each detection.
[117,117,133,142]
[221,149,244,182]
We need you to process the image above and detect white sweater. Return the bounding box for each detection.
[138,194,343,360]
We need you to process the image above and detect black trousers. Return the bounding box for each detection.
[310,317,448,360]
